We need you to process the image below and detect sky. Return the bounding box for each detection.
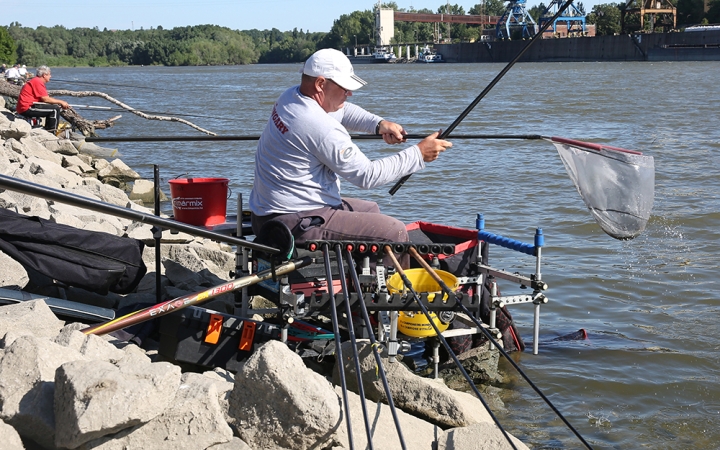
[4,0,601,33]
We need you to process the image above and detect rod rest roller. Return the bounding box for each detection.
[305,291,478,313]
[477,230,536,256]
[304,241,456,257]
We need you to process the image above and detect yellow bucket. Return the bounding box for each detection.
[386,269,458,337]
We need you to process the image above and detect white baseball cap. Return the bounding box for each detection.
[301,48,367,91]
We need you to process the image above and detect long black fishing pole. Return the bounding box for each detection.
[85,133,545,143]
[343,248,407,450]
[321,244,356,450]
[333,244,375,450]
[383,245,519,450]
[406,247,594,450]
[388,0,576,196]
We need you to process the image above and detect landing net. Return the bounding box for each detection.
[549,137,655,240]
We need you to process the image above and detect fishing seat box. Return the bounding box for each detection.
[158,306,280,372]
[407,221,485,278]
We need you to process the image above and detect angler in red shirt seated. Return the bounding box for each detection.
[16,65,70,131]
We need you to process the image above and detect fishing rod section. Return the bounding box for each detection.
[83,133,546,143]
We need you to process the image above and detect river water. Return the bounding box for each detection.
[52,61,720,449]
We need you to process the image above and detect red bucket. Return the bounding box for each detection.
[168,178,229,226]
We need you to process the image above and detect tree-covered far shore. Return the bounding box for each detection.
[2,23,326,67]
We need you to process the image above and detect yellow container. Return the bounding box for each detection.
[386,269,458,337]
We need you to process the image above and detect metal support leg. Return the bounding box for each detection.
[533,302,540,355]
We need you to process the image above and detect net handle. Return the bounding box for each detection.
[550,136,643,155]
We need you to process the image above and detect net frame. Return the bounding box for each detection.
[549,137,655,240]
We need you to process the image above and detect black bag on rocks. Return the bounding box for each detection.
[0,208,146,294]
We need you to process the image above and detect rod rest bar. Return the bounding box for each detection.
[305,291,477,313]
[304,241,455,257]
[477,230,536,256]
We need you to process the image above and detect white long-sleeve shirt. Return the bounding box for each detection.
[249,86,425,216]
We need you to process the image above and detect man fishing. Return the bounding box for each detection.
[16,65,70,132]
[250,48,451,259]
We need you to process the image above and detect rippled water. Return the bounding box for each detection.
[53,61,720,449]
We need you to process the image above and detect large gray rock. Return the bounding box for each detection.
[0,117,31,140]
[0,335,86,449]
[76,373,233,450]
[54,359,182,448]
[54,328,126,362]
[335,341,494,428]
[128,178,168,203]
[332,386,443,450]
[0,299,65,342]
[18,136,64,165]
[97,159,140,181]
[438,422,530,450]
[26,156,82,188]
[0,251,29,288]
[228,340,342,450]
[1,190,50,218]
[0,420,25,450]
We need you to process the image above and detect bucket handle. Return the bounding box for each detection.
[227,186,232,199]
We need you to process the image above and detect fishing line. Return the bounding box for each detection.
[388,0,576,196]
[53,78,172,92]
[383,245,519,450]
[407,247,594,450]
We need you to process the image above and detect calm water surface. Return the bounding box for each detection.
[53,61,720,449]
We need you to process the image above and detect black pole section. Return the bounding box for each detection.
[321,244,355,450]
[407,248,594,450]
[382,246,518,450]
[333,245,375,450]
[0,173,279,255]
[84,134,545,143]
[154,165,162,304]
[388,0,575,196]
[344,249,407,450]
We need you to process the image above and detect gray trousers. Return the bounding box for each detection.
[251,197,409,267]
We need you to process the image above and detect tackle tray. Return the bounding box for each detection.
[158,306,281,372]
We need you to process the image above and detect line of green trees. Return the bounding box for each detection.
[1,0,718,68]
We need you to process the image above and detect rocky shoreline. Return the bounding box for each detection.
[0,100,528,450]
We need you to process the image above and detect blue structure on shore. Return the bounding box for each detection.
[539,0,587,36]
[496,0,537,40]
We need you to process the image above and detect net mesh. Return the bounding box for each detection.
[549,138,655,240]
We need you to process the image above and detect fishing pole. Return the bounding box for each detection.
[383,245,519,450]
[81,257,312,336]
[84,133,545,143]
[53,78,172,92]
[321,244,356,450]
[406,246,594,450]
[388,0,576,196]
[69,104,237,122]
[343,247,407,450]
[333,244,376,450]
